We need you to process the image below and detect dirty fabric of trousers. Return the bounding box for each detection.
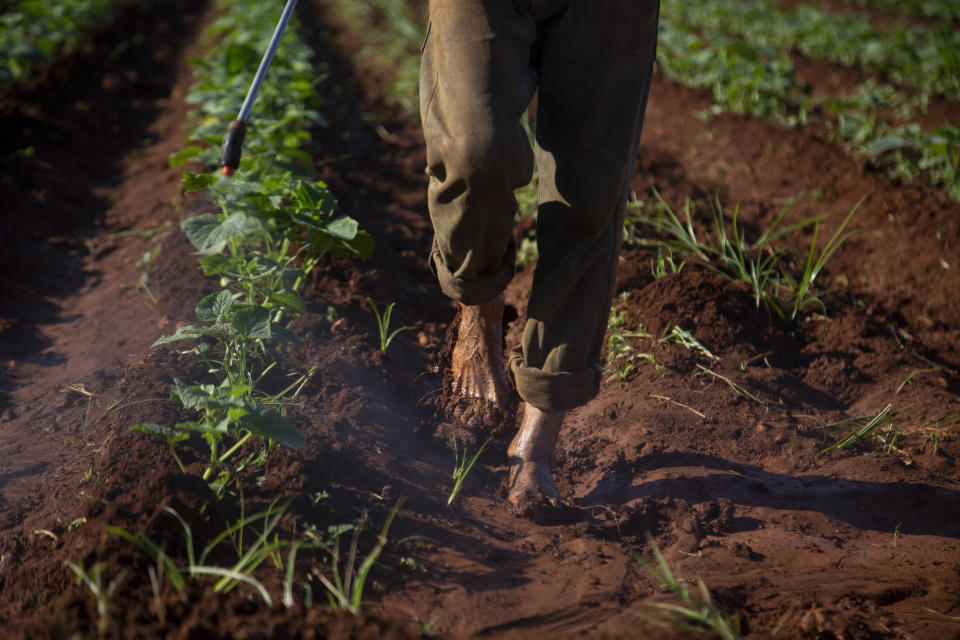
[421,0,660,411]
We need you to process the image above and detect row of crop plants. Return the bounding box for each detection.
[1,0,125,85]
[68,1,396,629]
[854,0,960,22]
[658,0,960,201]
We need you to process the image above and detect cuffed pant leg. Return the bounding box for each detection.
[421,0,538,306]
[509,1,660,411]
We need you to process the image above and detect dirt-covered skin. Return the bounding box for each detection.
[1,0,958,638]
[449,297,512,413]
[505,405,579,523]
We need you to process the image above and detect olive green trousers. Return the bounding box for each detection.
[421,0,660,411]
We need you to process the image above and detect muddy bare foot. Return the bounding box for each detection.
[506,404,578,523]
[451,296,510,404]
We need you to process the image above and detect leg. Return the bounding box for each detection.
[506,2,660,508]
[509,1,661,412]
[421,0,538,409]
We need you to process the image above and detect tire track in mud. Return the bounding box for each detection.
[0,0,212,534]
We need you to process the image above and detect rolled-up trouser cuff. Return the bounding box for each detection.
[429,239,517,306]
[508,347,603,411]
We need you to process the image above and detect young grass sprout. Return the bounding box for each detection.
[635,534,742,640]
[626,189,860,322]
[66,560,123,635]
[367,297,412,353]
[314,498,404,614]
[448,436,493,506]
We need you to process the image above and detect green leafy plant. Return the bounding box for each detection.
[635,534,742,640]
[367,298,412,353]
[656,1,960,201]
[0,0,122,86]
[133,377,303,494]
[448,437,493,506]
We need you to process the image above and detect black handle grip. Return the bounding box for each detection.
[220,119,247,176]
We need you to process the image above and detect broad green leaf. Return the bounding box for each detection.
[345,230,375,260]
[182,214,221,252]
[231,305,271,339]
[182,172,217,192]
[323,215,359,240]
[153,324,205,346]
[196,290,233,322]
[269,325,303,347]
[198,254,232,276]
[131,423,190,444]
[169,145,206,168]
[184,213,261,255]
[173,378,211,410]
[868,136,908,155]
[268,290,306,314]
[242,405,304,449]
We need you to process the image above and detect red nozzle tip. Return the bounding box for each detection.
[222,166,235,178]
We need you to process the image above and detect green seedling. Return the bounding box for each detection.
[109,497,299,606]
[784,201,860,321]
[896,367,940,394]
[817,403,894,459]
[651,247,685,278]
[66,560,122,635]
[314,498,404,614]
[662,325,718,361]
[367,297,411,353]
[133,377,303,494]
[448,437,493,506]
[635,533,742,640]
[605,303,661,381]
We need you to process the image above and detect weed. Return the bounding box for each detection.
[635,534,742,640]
[448,436,493,506]
[109,497,300,607]
[783,200,860,321]
[313,498,404,614]
[651,246,685,279]
[367,298,412,353]
[66,560,123,634]
[896,366,940,393]
[628,190,859,321]
[661,325,718,361]
[605,300,660,381]
[817,403,894,459]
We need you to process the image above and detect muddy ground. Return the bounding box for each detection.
[1,1,958,638]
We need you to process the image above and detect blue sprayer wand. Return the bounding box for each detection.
[219,0,299,177]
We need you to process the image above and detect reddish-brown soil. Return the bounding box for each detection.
[1,1,958,638]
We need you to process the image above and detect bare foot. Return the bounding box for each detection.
[506,404,576,521]
[450,296,510,407]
